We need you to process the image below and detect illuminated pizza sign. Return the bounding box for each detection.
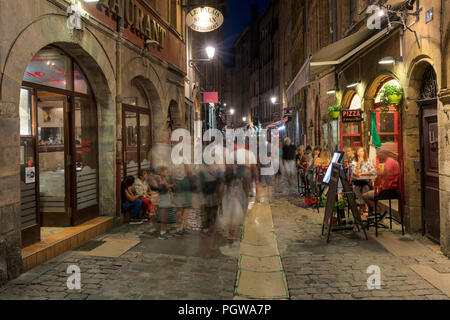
[341,109,363,123]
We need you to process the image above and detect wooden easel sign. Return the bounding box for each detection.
[321,163,368,243]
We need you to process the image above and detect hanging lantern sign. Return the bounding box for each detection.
[187,7,224,33]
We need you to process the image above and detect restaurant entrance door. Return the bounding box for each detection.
[19,46,100,246]
[418,65,440,243]
[421,101,440,242]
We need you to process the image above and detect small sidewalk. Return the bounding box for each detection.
[234,200,289,299]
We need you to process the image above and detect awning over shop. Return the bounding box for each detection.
[286,26,396,101]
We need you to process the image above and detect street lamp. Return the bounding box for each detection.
[206,46,215,60]
[230,108,235,115]
[243,117,247,122]
[189,46,216,67]
[271,96,283,105]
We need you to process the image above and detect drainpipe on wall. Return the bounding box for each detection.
[115,0,124,222]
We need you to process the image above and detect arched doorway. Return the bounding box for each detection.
[122,79,152,179]
[365,74,405,230]
[19,46,100,245]
[373,79,402,156]
[417,65,440,242]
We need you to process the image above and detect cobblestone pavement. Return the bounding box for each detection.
[1,177,449,300]
[0,222,241,300]
[271,179,450,300]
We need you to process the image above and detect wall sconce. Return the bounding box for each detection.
[378,56,403,65]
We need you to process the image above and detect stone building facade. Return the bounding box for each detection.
[224,1,282,130]
[283,0,450,256]
[0,0,188,284]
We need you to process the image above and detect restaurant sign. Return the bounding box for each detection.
[97,0,166,48]
[341,109,363,123]
[187,7,224,33]
[203,92,218,104]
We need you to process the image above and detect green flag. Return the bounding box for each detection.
[371,112,382,147]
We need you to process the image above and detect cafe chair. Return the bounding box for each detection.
[312,165,328,213]
[372,189,405,237]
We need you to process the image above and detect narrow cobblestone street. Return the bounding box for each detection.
[0,179,449,300]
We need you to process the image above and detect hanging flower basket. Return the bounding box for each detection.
[379,84,404,108]
[387,93,403,105]
[327,105,342,119]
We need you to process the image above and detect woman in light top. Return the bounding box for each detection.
[352,147,377,201]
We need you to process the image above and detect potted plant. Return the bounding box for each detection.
[379,83,404,109]
[327,104,341,119]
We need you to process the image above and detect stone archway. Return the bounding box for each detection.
[0,15,115,280]
[405,59,439,233]
[132,76,164,143]
[0,16,116,216]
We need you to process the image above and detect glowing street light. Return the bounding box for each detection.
[206,46,215,60]
[197,7,211,28]
[243,117,247,122]
[230,109,235,115]
[271,96,277,104]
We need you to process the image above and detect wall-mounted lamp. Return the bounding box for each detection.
[189,46,216,67]
[378,56,403,65]
[346,81,360,89]
[206,46,216,59]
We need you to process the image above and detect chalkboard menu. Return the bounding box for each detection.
[321,163,368,243]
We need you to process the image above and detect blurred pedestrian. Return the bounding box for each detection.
[172,164,193,235]
[155,166,175,240]
[282,137,297,184]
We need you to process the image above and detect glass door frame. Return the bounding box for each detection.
[122,104,152,179]
[20,86,41,247]
[22,75,99,226]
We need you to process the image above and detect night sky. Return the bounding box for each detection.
[223,0,271,58]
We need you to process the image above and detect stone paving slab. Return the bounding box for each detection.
[235,270,289,299]
[409,264,450,297]
[239,243,279,257]
[373,232,434,257]
[235,199,289,300]
[239,255,283,272]
[79,238,140,258]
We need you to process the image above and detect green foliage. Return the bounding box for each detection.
[327,104,342,119]
[378,84,403,110]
